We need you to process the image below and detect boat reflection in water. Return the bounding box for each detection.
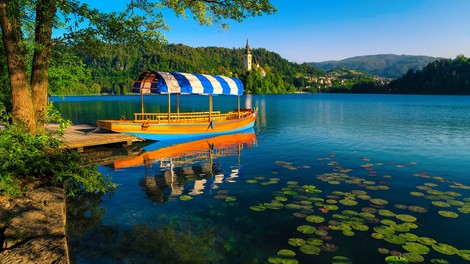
[113,129,257,203]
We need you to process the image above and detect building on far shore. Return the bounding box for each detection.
[243,40,266,77]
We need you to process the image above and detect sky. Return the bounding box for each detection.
[79,0,470,63]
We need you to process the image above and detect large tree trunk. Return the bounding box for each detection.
[0,0,36,134]
[31,0,57,132]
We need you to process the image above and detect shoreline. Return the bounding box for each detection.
[0,184,69,263]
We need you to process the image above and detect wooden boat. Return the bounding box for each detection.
[113,130,257,169]
[97,71,257,141]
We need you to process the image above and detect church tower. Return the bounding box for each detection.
[243,39,252,71]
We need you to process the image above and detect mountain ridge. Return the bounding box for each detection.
[310,54,441,78]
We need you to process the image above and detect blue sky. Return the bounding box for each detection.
[79,0,470,63]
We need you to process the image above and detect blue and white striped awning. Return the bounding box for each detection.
[132,71,244,96]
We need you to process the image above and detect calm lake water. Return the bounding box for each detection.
[53,94,470,264]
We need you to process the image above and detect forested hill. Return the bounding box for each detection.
[386,56,470,94]
[310,54,439,78]
[52,43,323,95]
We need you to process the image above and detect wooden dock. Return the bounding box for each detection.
[48,124,143,152]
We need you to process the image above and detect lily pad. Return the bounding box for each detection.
[418,237,437,245]
[374,226,395,235]
[410,192,425,197]
[266,203,285,210]
[432,201,451,208]
[370,198,389,205]
[378,248,390,254]
[297,225,316,234]
[342,230,355,236]
[288,238,306,247]
[438,210,459,218]
[307,238,324,246]
[372,232,385,239]
[384,234,407,245]
[249,205,266,211]
[179,195,193,201]
[396,214,417,223]
[246,179,258,184]
[285,204,303,210]
[402,242,430,255]
[277,249,296,258]
[430,259,449,264]
[299,244,320,255]
[321,243,338,252]
[339,199,358,206]
[432,243,458,255]
[306,215,325,223]
[458,207,470,214]
[390,224,410,233]
[407,206,428,213]
[225,196,237,202]
[275,196,288,202]
[379,209,397,217]
[399,233,419,242]
[403,252,424,263]
[315,229,328,236]
[385,256,409,264]
[458,249,470,261]
[331,256,352,264]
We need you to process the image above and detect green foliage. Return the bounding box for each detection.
[388,56,470,94]
[49,52,92,95]
[0,105,114,197]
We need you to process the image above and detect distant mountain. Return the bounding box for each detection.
[310,54,440,78]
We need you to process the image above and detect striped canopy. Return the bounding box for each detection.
[132,71,244,96]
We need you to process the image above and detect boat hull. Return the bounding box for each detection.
[97,112,257,141]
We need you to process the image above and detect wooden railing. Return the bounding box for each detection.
[133,109,254,123]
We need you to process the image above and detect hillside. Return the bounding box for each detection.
[310,54,440,78]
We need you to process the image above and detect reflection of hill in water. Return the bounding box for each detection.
[124,131,256,203]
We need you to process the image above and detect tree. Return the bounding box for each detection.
[0,0,277,134]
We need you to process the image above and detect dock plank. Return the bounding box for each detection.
[48,124,142,152]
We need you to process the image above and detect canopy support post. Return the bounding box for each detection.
[209,94,213,122]
[168,93,171,122]
[140,90,145,121]
[176,94,180,115]
[237,95,241,119]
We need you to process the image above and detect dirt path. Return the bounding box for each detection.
[0,183,69,263]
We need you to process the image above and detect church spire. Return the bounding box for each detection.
[243,39,252,71]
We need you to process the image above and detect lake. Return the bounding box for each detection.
[53,94,470,264]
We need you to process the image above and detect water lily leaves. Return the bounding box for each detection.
[342,230,355,237]
[385,256,409,264]
[225,196,237,202]
[430,259,449,264]
[378,248,390,254]
[410,192,425,197]
[384,235,407,245]
[277,249,296,258]
[250,205,266,211]
[285,204,303,210]
[321,243,338,252]
[432,243,458,255]
[438,210,459,218]
[403,252,424,263]
[179,195,192,201]
[352,224,369,231]
[379,209,397,217]
[458,249,470,261]
[306,215,325,224]
[418,237,437,246]
[407,206,428,213]
[372,232,385,239]
[432,201,451,208]
[315,229,328,237]
[307,238,324,246]
[390,223,410,233]
[331,256,352,264]
[288,238,306,247]
[266,203,285,210]
[339,199,358,206]
[297,225,316,234]
[275,196,288,202]
[396,214,417,222]
[268,257,299,264]
[458,206,470,214]
[299,244,321,255]
[399,233,419,242]
[370,198,389,205]
[402,242,430,255]
[374,226,395,235]
[246,179,258,184]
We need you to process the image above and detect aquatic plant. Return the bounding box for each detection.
[402,242,430,255]
[299,244,321,255]
[331,256,352,264]
[432,243,458,255]
[179,195,193,201]
[297,225,316,234]
[288,238,306,247]
[403,252,424,263]
[395,214,417,223]
[437,210,459,218]
[306,215,325,223]
[277,249,296,258]
[385,256,409,264]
